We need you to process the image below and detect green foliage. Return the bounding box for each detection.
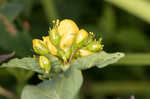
[1,57,43,73]
[21,67,83,99]
[71,51,124,70]
[1,51,124,99]
[106,0,150,23]
[116,28,150,51]
[1,51,124,73]
[1,0,150,98]
[0,3,22,21]
[0,18,32,57]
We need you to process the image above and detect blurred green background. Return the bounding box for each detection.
[1,0,150,99]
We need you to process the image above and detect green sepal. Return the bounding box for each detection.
[57,49,67,63]
[49,28,61,47]
[63,46,72,60]
[85,40,102,52]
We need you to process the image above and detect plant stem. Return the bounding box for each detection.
[105,0,150,23]
[83,82,150,95]
[40,0,58,22]
[115,53,150,65]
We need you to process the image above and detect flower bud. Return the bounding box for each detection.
[78,49,94,56]
[39,56,51,73]
[58,19,79,36]
[49,28,60,47]
[32,39,49,55]
[86,40,102,52]
[73,29,89,50]
[60,34,75,50]
[42,36,57,55]
[75,29,88,44]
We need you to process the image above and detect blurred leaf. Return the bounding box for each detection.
[21,67,83,99]
[7,68,34,83]
[55,0,87,20]
[98,5,116,37]
[0,0,4,7]
[0,3,22,21]
[116,28,150,51]
[98,5,117,47]
[87,82,150,95]
[0,16,32,57]
[116,53,150,65]
[0,52,15,63]
[71,51,124,70]
[41,0,58,21]
[106,0,150,23]
[19,0,34,16]
[8,0,35,16]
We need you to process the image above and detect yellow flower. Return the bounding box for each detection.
[32,39,49,55]
[58,19,79,36]
[42,36,57,55]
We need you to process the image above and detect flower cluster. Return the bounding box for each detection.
[32,19,103,74]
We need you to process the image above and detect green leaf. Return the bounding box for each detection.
[21,67,83,99]
[71,51,124,70]
[10,0,35,16]
[116,28,150,51]
[0,3,23,21]
[1,57,44,73]
[0,55,63,74]
[106,0,150,23]
[0,19,32,57]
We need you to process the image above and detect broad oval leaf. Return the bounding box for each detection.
[0,55,63,74]
[21,67,83,99]
[71,51,125,70]
[0,57,43,73]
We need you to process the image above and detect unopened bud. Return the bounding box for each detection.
[39,56,51,73]
[32,39,49,55]
[75,29,88,44]
[58,19,79,36]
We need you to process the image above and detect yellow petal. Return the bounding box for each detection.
[43,36,57,55]
[76,29,88,44]
[58,19,79,36]
[60,34,75,50]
